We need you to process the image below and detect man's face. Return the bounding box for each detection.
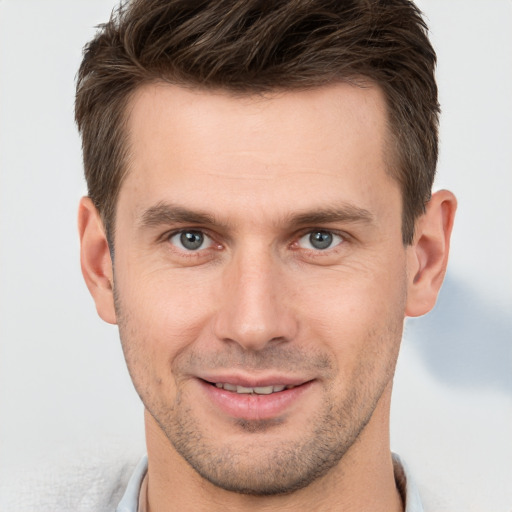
[113,83,410,494]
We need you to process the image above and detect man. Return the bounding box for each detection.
[76,0,456,510]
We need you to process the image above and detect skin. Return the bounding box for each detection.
[79,82,456,511]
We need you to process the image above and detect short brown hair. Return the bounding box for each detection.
[75,0,439,245]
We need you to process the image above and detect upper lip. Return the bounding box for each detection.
[198,373,312,388]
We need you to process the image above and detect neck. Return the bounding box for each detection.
[144,385,403,512]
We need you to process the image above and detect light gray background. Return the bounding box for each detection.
[1,1,511,510]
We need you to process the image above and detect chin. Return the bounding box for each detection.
[165,407,368,496]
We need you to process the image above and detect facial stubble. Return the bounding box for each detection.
[113,272,405,496]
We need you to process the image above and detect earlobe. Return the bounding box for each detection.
[78,197,117,325]
[405,190,457,317]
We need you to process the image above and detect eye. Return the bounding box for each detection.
[297,230,343,250]
[169,230,213,251]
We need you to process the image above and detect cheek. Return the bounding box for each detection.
[113,270,217,395]
[295,260,407,359]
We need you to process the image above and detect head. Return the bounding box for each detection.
[76,0,439,247]
[77,0,456,502]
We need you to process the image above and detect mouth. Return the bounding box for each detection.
[211,382,298,395]
[199,377,314,421]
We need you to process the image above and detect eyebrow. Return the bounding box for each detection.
[137,201,375,230]
[288,206,375,226]
[138,202,223,229]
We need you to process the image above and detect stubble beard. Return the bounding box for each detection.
[138,338,398,497]
[159,380,380,496]
[114,284,404,497]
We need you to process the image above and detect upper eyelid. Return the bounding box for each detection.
[161,227,213,241]
[167,228,214,242]
[164,225,238,247]
[293,227,351,243]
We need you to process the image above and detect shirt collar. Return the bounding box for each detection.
[393,453,425,512]
[116,455,148,512]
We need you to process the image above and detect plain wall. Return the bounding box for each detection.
[0,1,511,510]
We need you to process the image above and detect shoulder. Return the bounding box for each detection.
[394,453,473,512]
[0,443,142,512]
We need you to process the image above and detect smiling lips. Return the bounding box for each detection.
[213,382,297,395]
[201,378,313,421]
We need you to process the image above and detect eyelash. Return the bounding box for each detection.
[295,230,345,251]
[163,229,220,258]
[162,228,349,256]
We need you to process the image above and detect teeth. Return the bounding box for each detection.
[214,383,294,394]
[253,386,274,395]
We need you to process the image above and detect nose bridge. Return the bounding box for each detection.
[213,240,296,350]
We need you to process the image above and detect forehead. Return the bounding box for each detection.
[121,81,400,225]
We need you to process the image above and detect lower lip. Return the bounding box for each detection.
[199,380,314,421]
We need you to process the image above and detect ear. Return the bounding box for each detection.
[405,190,457,317]
[78,197,117,324]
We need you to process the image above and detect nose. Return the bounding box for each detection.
[212,244,298,351]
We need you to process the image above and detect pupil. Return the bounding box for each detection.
[310,231,332,250]
[180,231,203,250]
